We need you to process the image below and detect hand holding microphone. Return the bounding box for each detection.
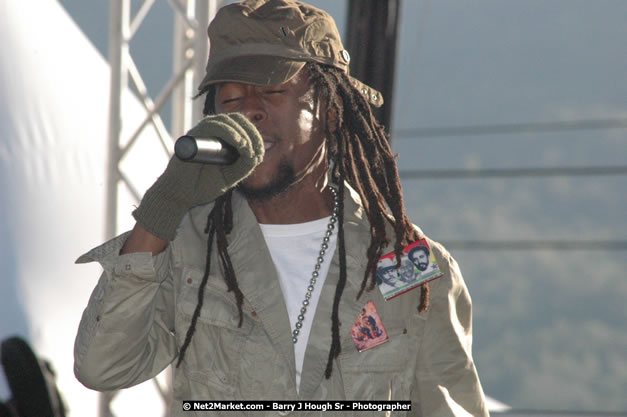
[132,113,264,240]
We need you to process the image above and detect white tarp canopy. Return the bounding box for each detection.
[0,0,169,414]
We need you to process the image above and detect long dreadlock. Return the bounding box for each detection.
[176,62,430,378]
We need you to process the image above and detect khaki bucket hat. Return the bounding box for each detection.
[198,0,383,107]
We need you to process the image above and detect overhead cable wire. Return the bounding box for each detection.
[399,165,627,179]
[441,239,627,251]
[394,118,627,138]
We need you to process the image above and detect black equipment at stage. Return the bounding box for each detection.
[0,336,66,417]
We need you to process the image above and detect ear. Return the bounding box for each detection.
[327,109,338,134]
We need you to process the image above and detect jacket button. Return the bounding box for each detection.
[251,311,257,317]
[187,278,192,284]
[341,49,350,63]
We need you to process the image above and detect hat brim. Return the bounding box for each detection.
[199,55,305,91]
[198,55,383,107]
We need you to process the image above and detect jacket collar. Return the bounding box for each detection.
[225,182,374,398]
[224,192,298,396]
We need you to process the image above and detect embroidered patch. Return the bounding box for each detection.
[376,239,443,301]
[350,301,389,352]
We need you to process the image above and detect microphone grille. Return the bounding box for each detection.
[174,135,198,161]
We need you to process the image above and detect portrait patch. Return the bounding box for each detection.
[350,301,389,352]
[375,239,443,300]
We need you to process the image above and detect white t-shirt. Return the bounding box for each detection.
[259,217,338,392]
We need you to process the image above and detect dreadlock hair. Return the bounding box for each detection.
[176,62,430,378]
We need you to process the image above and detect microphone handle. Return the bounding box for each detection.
[174,135,238,165]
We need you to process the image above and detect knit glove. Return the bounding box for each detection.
[132,113,264,240]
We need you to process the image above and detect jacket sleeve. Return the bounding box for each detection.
[73,231,178,391]
[412,243,489,417]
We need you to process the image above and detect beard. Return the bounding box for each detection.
[237,161,296,202]
[416,262,428,271]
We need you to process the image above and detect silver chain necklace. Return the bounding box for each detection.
[291,185,339,344]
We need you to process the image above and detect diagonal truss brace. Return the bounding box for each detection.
[106,0,221,240]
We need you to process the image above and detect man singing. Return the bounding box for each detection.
[74,1,488,415]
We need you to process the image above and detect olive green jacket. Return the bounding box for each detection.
[74,185,488,416]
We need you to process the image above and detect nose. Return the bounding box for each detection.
[240,96,267,124]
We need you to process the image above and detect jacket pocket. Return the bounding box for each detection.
[341,320,410,372]
[340,320,415,404]
[176,270,253,396]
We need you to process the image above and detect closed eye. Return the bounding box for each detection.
[221,97,243,105]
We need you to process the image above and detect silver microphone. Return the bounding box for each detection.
[174,135,238,165]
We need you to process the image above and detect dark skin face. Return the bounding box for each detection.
[214,70,334,224]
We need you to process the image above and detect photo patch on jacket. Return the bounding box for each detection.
[376,239,443,301]
[350,301,389,352]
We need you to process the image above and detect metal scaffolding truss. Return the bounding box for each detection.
[106,0,223,239]
[103,1,223,415]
